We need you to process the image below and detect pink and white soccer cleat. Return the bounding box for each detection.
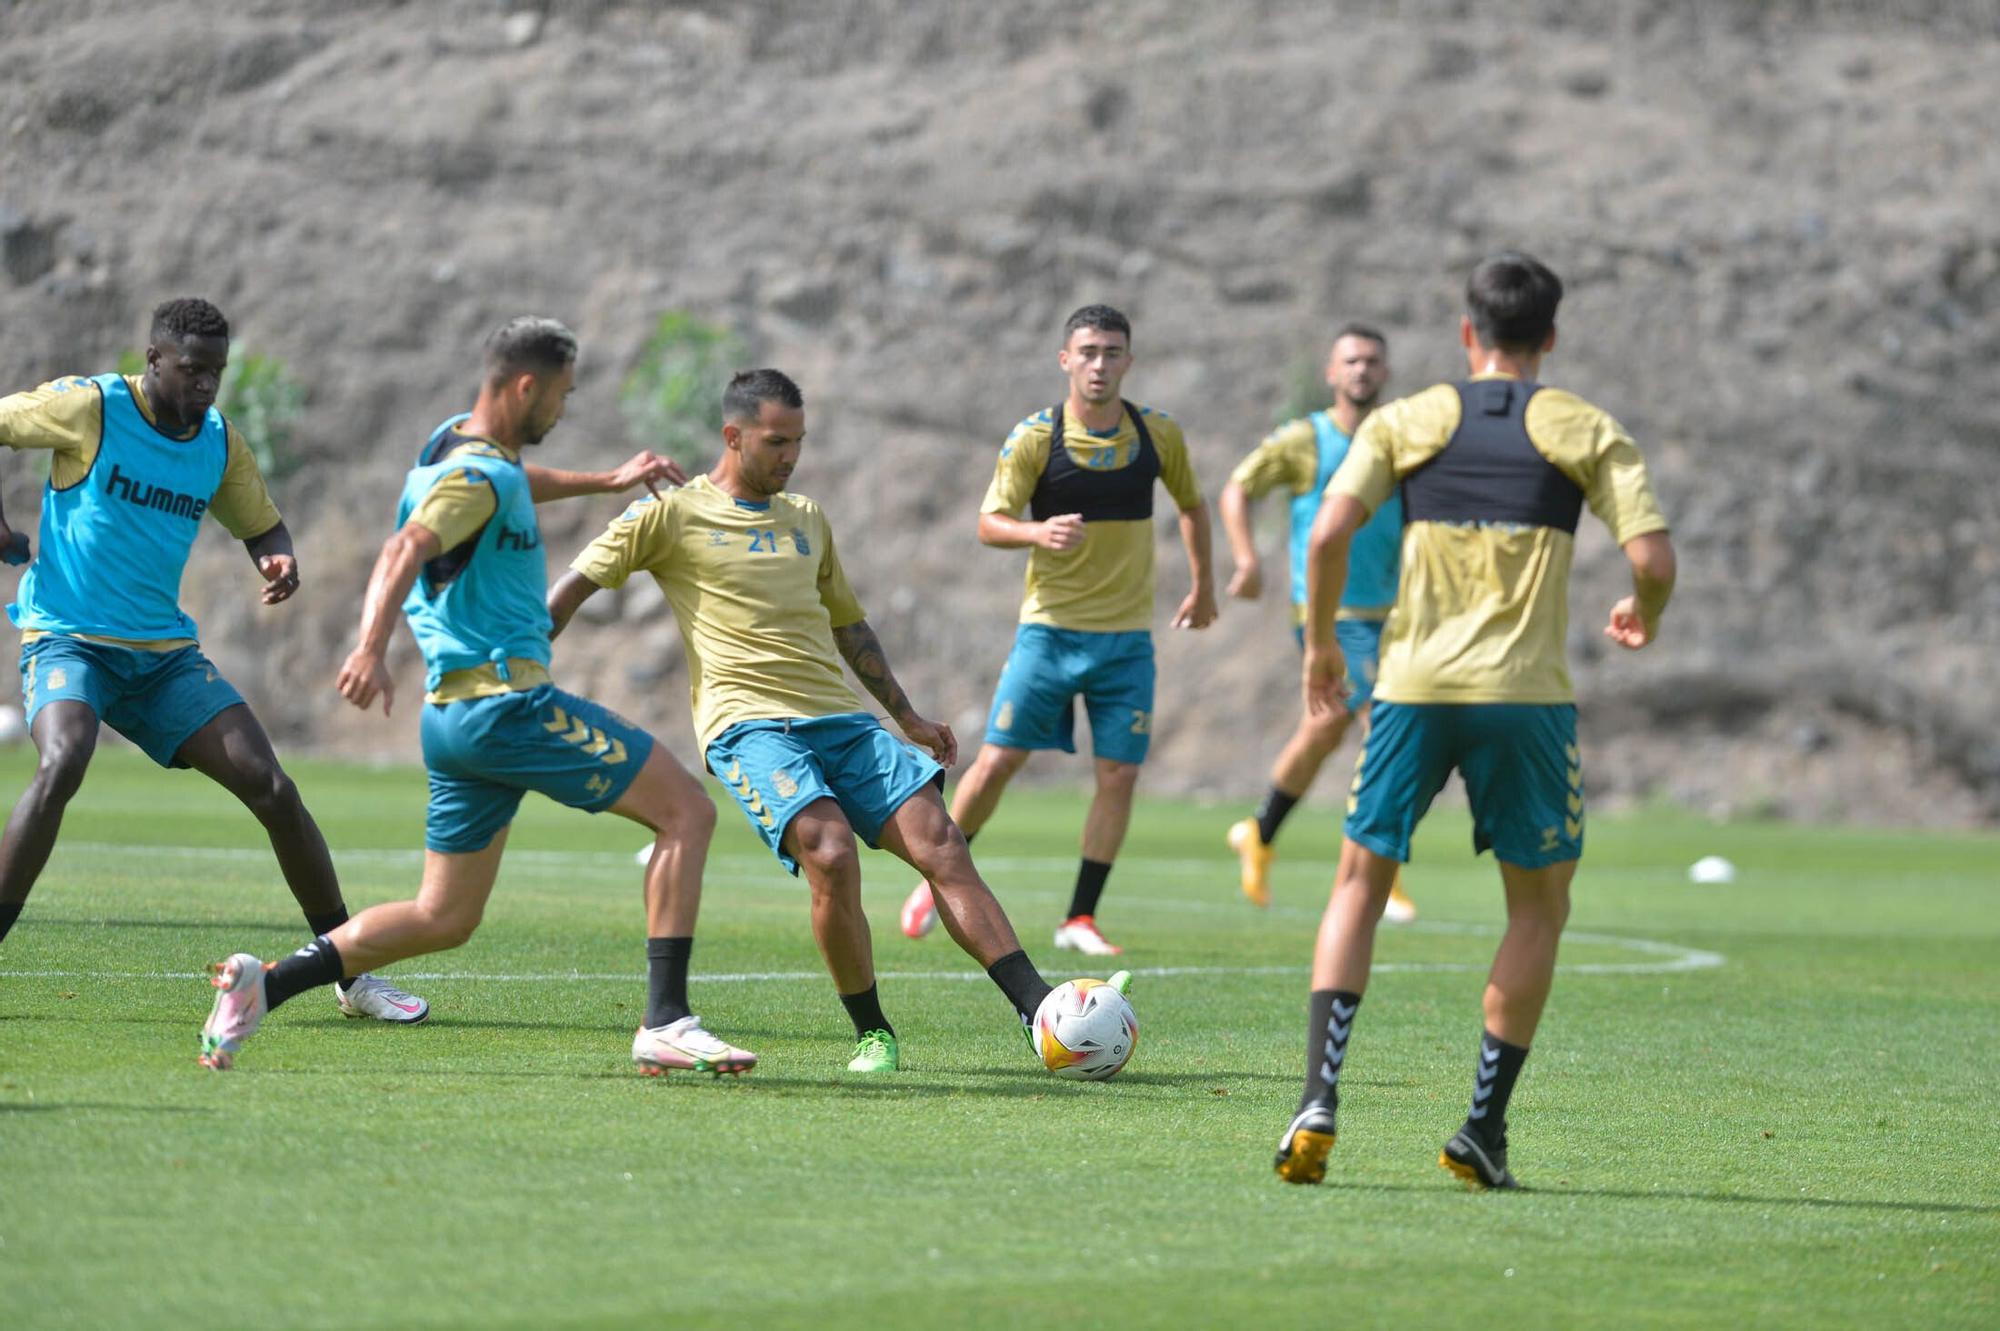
[900,880,939,939]
[335,972,430,1023]
[632,1015,757,1078]
[198,953,269,1070]
[1052,915,1124,957]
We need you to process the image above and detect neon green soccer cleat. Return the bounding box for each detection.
[847,1029,899,1072]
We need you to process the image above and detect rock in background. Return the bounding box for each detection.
[1,0,1994,824]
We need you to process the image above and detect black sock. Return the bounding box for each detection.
[304,908,355,992]
[263,935,345,1011]
[1066,859,1112,920]
[645,936,693,1029]
[1299,988,1362,1112]
[1255,787,1301,846]
[0,902,21,946]
[1466,1030,1529,1145]
[985,949,1054,1023]
[838,984,892,1039]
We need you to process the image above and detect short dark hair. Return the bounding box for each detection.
[1062,303,1131,345]
[482,316,578,384]
[1331,322,1388,352]
[1466,251,1563,352]
[150,297,229,344]
[722,368,804,423]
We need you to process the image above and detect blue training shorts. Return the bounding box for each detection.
[1290,617,1386,713]
[704,712,942,875]
[1345,701,1583,869]
[20,635,244,767]
[983,623,1155,764]
[421,684,654,854]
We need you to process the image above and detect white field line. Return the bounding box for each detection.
[2,931,1724,984]
[18,841,1726,979]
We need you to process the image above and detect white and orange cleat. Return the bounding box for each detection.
[632,1015,757,1078]
[1053,915,1123,957]
[198,953,269,1070]
[1383,876,1418,924]
[899,880,939,939]
[1226,817,1275,908]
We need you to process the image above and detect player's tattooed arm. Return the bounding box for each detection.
[833,619,914,721]
[836,619,957,765]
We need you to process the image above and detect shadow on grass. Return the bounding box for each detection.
[1322,1177,2000,1217]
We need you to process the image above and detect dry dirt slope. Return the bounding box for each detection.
[1,0,1995,824]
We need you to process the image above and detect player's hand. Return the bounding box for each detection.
[257,552,301,604]
[336,646,396,716]
[1037,513,1084,552]
[1603,595,1659,650]
[898,713,958,768]
[609,450,687,496]
[0,528,30,566]
[1302,641,1350,715]
[1226,560,1262,600]
[1171,585,1218,630]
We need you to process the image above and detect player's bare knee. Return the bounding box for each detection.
[245,768,303,823]
[29,746,91,807]
[423,900,484,950]
[978,746,1029,782]
[1095,760,1141,795]
[793,820,859,885]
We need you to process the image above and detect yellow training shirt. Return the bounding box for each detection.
[570,475,868,751]
[0,374,283,651]
[1329,375,1669,704]
[982,404,1203,633]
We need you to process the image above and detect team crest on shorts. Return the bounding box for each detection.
[47,668,67,690]
[995,701,1014,731]
[772,769,799,799]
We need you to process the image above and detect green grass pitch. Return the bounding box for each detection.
[1,747,1994,1329]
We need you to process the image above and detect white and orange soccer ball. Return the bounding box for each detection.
[1033,978,1138,1081]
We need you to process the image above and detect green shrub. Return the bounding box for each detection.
[618,312,746,469]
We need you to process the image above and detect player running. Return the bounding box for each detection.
[549,369,1121,1073]
[1271,254,1676,1189]
[198,316,753,1078]
[900,305,1216,957]
[1218,325,1416,921]
[0,296,424,1023]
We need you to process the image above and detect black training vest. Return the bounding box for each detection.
[1400,380,1585,533]
[1026,400,1161,522]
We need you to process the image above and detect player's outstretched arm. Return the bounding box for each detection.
[335,521,442,716]
[977,510,1083,552]
[1170,500,1218,629]
[546,568,606,640]
[832,618,957,767]
[243,521,301,605]
[1219,480,1262,600]
[524,451,685,504]
[1605,531,1676,650]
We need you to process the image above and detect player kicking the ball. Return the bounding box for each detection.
[549,369,1125,1072]
[200,316,755,1077]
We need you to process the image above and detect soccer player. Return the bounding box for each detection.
[1218,325,1417,921]
[0,296,425,1023]
[899,304,1216,957]
[1271,253,1676,1189]
[548,369,1107,1073]
[197,316,755,1077]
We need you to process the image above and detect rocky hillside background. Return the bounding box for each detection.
[2,0,1996,826]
